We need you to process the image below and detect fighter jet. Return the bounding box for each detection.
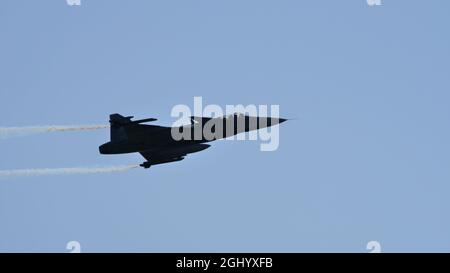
[99,113,287,169]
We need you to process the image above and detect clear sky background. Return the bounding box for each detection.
[1,0,449,252]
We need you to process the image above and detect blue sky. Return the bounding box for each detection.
[1,0,450,252]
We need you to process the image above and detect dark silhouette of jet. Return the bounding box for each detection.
[99,113,287,169]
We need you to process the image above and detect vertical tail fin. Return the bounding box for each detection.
[109,114,131,142]
[108,113,158,142]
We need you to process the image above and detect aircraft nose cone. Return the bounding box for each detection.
[279,118,288,124]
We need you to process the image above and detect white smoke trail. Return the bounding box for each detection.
[0,165,140,177]
[0,125,109,139]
